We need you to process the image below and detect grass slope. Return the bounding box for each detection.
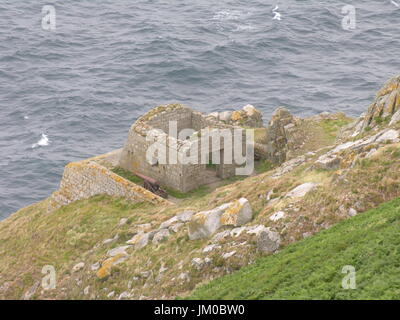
[189,198,400,300]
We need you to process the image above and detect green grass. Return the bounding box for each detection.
[255,160,274,174]
[111,167,144,185]
[164,185,210,199]
[320,118,352,139]
[188,197,400,300]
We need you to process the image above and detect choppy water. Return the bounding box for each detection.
[0,0,399,219]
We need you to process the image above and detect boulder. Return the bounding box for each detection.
[211,230,231,242]
[209,112,219,119]
[159,216,178,229]
[246,224,267,236]
[217,106,263,127]
[257,228,281,254]
[177,272,190,283]
[91,262,100,271]
[219,111,233,122]
[243,104,258,117]
[191,258,204,270]
[107,245,131,257]
[365,148,377,158]
[103,234,119,245]
[389,110,400,126]
[96,253,128,279]
[169,222,184,233]
[188,198,253,240]
[72,262,85,273]
[230,226,246,237]
[375,129,399,143]
[203,244,221,253]
[188,204,229,240]
[270,155,305,178]
[127,232,150,249]
[286,182,319,198]
[118,292,131,300]
[152,229,170,244]
[176,211,195,222]
[222,251,236,259]
[269,211,286,222]
[314,154,341,170]
[118,218,128,226]
[348,208,358,217]
[220,198,253,227]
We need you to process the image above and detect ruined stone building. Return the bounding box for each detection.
[118,104,262,193]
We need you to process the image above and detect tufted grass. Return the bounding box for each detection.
[111,167,144,185]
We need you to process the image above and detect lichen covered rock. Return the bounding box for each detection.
[257,228,281,254]
[358,76,400,132]
[286,182,319,198]
[209,105,264,127]
[264,107,294,164]
[96,253,127,279]
[188,198,253,240]
[220,198,252,227]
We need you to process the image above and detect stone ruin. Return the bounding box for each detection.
[118,103,263,193]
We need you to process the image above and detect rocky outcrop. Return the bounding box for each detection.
[264,107,294,164]
[363,76,400,129]
[257,228,281,254]
[314,128,400,171]
[188,198,253,240]
[342,76,400,138]
[286,182,319,198]
[314,154,341,171]
[208,105,264,128]
[96,253,128,279]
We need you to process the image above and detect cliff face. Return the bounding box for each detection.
[362,75,400,129]
[1,75,400,300]
[340,75,400,139]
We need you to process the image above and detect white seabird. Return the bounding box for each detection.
[272,5,282,20]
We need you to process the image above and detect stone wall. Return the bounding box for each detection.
[147,107,193,134]
[48,160,171,210]
[119,104,244,193]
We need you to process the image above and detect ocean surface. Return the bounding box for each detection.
[0,0,399,219]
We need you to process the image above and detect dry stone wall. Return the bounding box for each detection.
[49,160,171,210]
